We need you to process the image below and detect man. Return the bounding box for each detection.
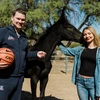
[0,8,46,100]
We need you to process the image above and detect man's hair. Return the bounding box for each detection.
[12,8,26,16]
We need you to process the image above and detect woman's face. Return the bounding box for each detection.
[83,29,94,43]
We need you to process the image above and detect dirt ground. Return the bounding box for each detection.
[21,61,79,100]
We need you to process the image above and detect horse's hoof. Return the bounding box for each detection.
[39,97,44,100]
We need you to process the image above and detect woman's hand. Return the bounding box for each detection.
[96,97,100,100]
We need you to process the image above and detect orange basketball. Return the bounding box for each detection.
[0,48,14,69]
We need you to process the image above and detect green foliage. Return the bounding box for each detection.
[0,0,18,27]
[80,0,100,23]
[0,0,100,40]
[25,0,66,38]
[70,42,81,48]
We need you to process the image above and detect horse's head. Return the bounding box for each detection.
[54,7,82,43]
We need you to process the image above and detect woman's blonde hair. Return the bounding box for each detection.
[82,26,100,47]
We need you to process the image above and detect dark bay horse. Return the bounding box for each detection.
[26,8,82,100]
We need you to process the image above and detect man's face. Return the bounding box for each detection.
[11,12,26,31]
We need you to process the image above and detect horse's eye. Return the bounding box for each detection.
[68,24,73,29]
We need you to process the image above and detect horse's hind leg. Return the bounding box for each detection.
[30,76,38,100]
[39,76,48,100]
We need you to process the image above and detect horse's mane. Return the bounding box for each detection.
[33,6,69,47]
[34,23,56,45]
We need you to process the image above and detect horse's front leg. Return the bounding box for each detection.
[39,62,52,100]
[39,75,48,100]
[30,76,38,100]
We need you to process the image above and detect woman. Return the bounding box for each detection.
[58,26,100,100]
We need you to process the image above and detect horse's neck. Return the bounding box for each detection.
[34,34,60,58]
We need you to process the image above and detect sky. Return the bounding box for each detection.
[76,21,100,35]
[69,12,100,35]
[68,2,100,35]
[92,24,100,34]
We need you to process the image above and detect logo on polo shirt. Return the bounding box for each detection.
[8,36,15,40]
[0,85,4,91]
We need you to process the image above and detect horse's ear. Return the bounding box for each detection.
[60,6,68,22]
[60,6,66,19]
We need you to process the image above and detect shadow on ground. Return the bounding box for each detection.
[21,91,64,100]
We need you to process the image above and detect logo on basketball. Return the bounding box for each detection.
[5,56,14,61]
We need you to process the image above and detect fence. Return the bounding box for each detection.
[51,50,74,74]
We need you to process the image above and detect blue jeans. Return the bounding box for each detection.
[76,75,95,100]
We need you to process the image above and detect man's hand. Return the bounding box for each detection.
[37,51,46,58]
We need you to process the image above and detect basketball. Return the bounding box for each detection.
[0,48,15,69]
